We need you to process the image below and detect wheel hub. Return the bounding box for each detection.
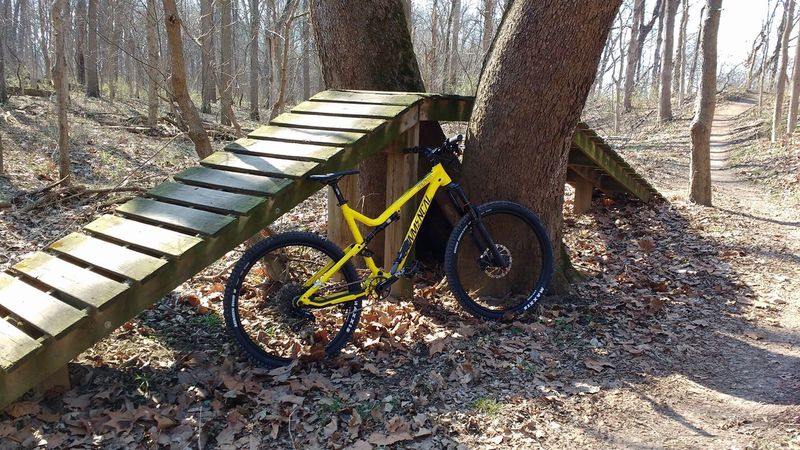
[480,244,512,279]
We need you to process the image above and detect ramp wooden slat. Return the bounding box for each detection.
[0,319,40,372]
[175,166,293,197]
[201,152,318,179]
[49,233,167,283]
[292,101,407,119]
[310,90,422,105]
[0,273,86,338]
[85,215,203,257]
[248,125,365,146]
[271,113,386,132]
[225,139,343,162]
[117,198,234,236]
[12,252,129,310]
[148,182,264,215]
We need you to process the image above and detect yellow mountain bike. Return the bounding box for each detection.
[223,135,553,367]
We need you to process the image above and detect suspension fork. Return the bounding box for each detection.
[445,183,509,267]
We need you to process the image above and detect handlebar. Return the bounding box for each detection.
[402,135,463,160]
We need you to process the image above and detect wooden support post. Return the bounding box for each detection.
[384,124,419,299]
[571,179,594,215]
[327,175,360,251]
[35,364,70,394]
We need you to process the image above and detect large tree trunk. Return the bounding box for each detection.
[145,0,159,127]
[772,0,795,142]
[248,0,259,119]
[787,22,800,134]
[310,0,431,267]
[162,0,212,158]
[85,0,99,97]
[200,0,215,113]
[658,0,679,122]
[73,0,85,86]
[462,0,620,294]
[219,0,234,126]
[622,0,644,112]
[51,0,69,186]
[689,0,721,206]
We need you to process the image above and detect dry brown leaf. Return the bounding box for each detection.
[584,358,615,372]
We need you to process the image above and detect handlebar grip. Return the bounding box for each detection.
[447,134,464,145]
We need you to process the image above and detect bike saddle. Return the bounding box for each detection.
[307,170,360,185]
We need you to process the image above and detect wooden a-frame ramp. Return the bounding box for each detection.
[0,90,660,408]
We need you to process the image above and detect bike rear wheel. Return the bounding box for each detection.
[444,201,553,319]
[223,232,361,368]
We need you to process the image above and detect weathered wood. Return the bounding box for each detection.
[418,95,474,121]
[49,233,167,283]
[226,138,343,162]
[35,364,70,393]
[248,125,365,146]
[0,272,86,338]
[116,198,235,236]
[148,182,264,215]
[570,178,594,215]
[201,152,318,179]
[310,90,422,105]
[0,319,40,372]
[271,113,386,132]
[292,101,407,119]
[175,167,293,197]
[84,215,203,257]
[12,252,130,310]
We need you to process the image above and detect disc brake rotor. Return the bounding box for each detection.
[480,244,512,279]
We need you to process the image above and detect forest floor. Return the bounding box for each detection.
[0,92,799,449]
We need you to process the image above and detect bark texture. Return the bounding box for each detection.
[658,0,679,122]
[248,0,259,120]
[787,21,800,134]
[622,0,644,112]
[772,0,795,141]
[162,0,212,158]
[85,0,99,97]
[219,0,234,126]
[463,0,620,293]
[73,0,85,85]
[689,0,721,206]
[200,0,215,113]
[51,0,69,185]
[145,0,159,127]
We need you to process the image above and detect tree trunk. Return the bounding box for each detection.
[463,0,620,294]
[446,0,461,91]
[481,0,494,54]
[634,0,663,84]
[760,2,779,111]
[622,0,643,112]
[787,21,800,134]
[428,0,439,89]
[162,0,213,158]
[51,0,69,186]
[658,0,678,122]
[440,0,453,92]
[85,0,99,97]
[772,0,795,142]
[689,0,721,206]
[37,0,50,81]
[651,0,665,96]
[674,0,689,104]
[248,0,259,119]
[146,0,159,127]
[310,0,429,267]
[73,0,85,85]
[200,0,215,113]
[219,0,234,126]
[0,2,7,103]
[687,6,704,96]
[301,6,310,100]
[107,0,121,101]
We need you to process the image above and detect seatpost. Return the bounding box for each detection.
[330,182,348,205]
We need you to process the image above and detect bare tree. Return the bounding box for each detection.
[200,0,215,113]
[689,0,722,206]
[687,5,705,96]
[772,0,795,142]
[74,0,85,85]
[481,0,494,54]
[674,0,689,104]
[658,0,679,122]
[623,0,644,112]
[446,0,461,91]
[650,0,666,95]
[51,0,69,185]
[85,0,99,97]
[145,0,159,127]
[787,18,800,133]
[0,3,6,103]
[301,5,310,100]
[162,0,212,158]
[219,0,234,126]
[463,0,621,293]
[248,0,259,119]
[107,0,121,101]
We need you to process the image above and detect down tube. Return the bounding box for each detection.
[389,180,442,274]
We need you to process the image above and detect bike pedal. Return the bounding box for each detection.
[399,261,421,278]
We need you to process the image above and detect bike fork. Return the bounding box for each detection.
[445,184,509,267]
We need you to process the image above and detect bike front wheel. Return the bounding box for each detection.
[223,232,361,368]
[444,201,553,319]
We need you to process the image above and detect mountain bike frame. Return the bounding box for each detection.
[297,163,454,308]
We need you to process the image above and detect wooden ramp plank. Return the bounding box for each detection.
[310,90,422,105]
[84,215,203,257]
[0,272,86,337]
[291,101,407,119]
[49,233,167,283]
[175,166,293,197]
[201,152,318,179]
[0,319,40,372]
[225,139,343,162]
[13,252,130,310]
[248,125,365,146]
[148,182,264,215]
[117,198,234,236]
[270,113,386,132]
